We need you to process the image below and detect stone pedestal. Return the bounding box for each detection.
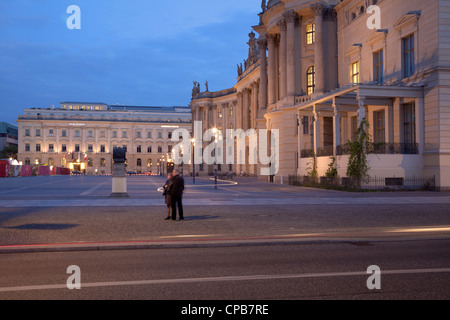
[110,163,129,198]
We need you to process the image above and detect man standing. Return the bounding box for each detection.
[171,169,185,221]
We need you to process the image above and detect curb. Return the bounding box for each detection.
[2,235,449,254]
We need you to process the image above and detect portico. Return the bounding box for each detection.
[296,84,425,178]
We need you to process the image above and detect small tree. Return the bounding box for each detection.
[0,146,18,159]
[346,118,370,189]
[325,157,338,179]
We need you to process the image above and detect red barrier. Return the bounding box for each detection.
[0,160,10,178]
[61,168,71,175]
[20,165,33,177]
[38,166,51,176]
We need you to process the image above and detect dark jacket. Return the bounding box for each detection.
[163,179,171,196]
[170,174,184,198]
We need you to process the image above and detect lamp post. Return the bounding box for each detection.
[191,138,196,184]
[213,128,218,190]
[179,145,184,176]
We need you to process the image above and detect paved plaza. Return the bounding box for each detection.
[0,175,449,252]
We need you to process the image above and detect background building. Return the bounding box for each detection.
[17,102,192,175]
[0,122,18,153]
[191,0,450,190]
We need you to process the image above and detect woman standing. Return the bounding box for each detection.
[163,173,172,220]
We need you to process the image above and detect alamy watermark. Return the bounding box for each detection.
[66,265,81,289]
[169,121,279,176]
[366,5,381,30]
[366,265,381,290]
[66,5,81,30]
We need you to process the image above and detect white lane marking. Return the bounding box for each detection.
[79,181,110,196]
[0,268,449,293]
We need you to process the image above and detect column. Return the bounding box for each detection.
[416,97,425,154]
[284,10,298,97]
[223,103,229,132]
[243,89,250,131]
[313,106,321,155]
[251,81,259,128]
[267,34,279,105]
[213,105,218,129]
[311,3,327,93]
[297,113,304,172]
[258,38,268,111]
[277,19,287,100]
[237,92,243,130]
[357,96,366,125]
[332,100,341,157]
[205,106,210,130]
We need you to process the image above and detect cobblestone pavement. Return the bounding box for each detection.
[0,176,449,250]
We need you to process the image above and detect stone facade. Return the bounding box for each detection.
[190,0,450,190]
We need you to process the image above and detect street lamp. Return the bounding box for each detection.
[191,138,196,184]
[213,128,218,190]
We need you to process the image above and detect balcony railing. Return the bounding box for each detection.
[301,143,420,158]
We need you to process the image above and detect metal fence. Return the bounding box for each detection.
[288,175,436,191]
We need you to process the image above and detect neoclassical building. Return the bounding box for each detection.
[17,102,192,175]
[190,0,450,190]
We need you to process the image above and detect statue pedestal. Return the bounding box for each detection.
[110,163,129,198]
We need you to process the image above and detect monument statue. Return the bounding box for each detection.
[192,81,201,98]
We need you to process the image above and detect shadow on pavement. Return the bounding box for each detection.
[3,223,80,230]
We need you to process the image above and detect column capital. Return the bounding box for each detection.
[310,3,328,16]
[257,37,267,49]
[267,33,280,46]
[333,104,340,116]
[283,10,299,24]
[357,96,366,106]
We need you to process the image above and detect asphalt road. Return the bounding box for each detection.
[0,239,449,301]
[0,175,449,306]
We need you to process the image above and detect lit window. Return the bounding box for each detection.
[306,24,315,45]
[351,61,360,84]
[307,66,315,95]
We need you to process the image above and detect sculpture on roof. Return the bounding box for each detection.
[244,31,259,71]
[192,81,200,98]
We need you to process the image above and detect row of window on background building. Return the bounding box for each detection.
[24,129,174,139]
[23,143,172,154]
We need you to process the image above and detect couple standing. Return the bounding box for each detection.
[163,169,185,221]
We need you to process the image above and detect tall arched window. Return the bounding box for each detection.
[87,158,94,167]
[307,66,315,95]
[137,158,142,167]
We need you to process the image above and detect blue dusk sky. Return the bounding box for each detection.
[0,0,261,125]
